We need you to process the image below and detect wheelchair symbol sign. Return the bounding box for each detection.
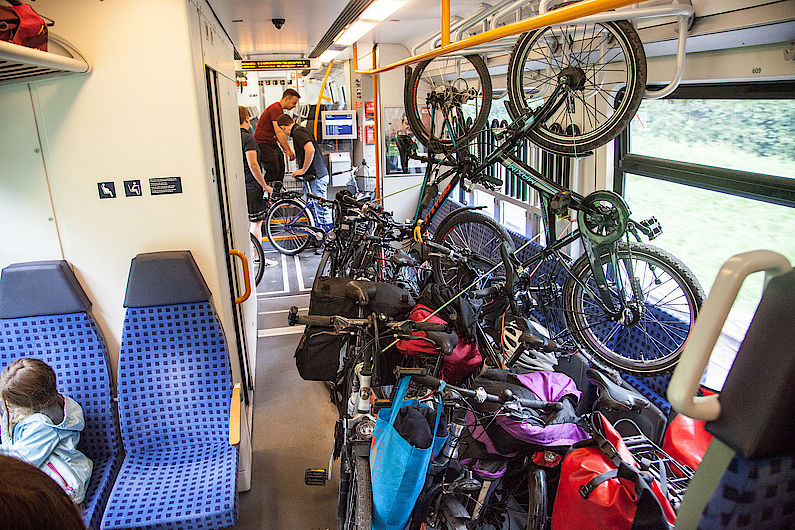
[124,179,142,197]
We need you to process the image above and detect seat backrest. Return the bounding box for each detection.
[675,265,795,528]
[0,261,119,460]
[704,268,795,458]
[118,251,232,453]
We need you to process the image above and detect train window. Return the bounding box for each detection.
[616,82,795,389]
[631,99,794,178]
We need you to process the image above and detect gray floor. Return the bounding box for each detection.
[237,250,340,529]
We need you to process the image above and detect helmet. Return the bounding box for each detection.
[501,312,558,372]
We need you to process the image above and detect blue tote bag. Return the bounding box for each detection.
[370,376,447,530]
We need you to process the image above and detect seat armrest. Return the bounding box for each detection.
[229,383,241,446]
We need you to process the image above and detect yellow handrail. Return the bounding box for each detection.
[353,0,646,75]
[314,60,336,139]
[441,0,451,46]
[228,249,251,304]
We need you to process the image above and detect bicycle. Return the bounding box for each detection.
[287,286,456,530]
[264,180,337,256]
[397,39,702,375]
[403,8,646,156]
[398,364,693,530]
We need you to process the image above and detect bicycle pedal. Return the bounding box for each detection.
[639,216,663,240]
[305,468,328,486]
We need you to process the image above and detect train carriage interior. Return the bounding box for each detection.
[0,0,793,528]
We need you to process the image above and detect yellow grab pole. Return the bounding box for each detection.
[441,0,451,46]
[314,60,335,139]
[372,45,382,202]
[355,0,644,74]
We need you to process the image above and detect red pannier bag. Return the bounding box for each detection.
[395,304,482,383]
[0,3,48,51]
[662,413,713,473]
[552,412,676,530]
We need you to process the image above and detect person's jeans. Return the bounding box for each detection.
[304,174,331,225]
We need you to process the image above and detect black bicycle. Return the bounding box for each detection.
[287,286,456,530]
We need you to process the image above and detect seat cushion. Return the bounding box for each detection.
[101,445,238,530]
[82,452,122,530]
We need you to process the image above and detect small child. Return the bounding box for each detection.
[0,358,93,504]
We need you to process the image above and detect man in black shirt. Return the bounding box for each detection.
[239,106,276,266]
[276,114,331,226]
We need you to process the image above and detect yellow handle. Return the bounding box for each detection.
[229,383,241,446]
[413,220,425,243]
[228,249,251,304]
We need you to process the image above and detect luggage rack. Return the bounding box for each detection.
[0,34,90,87]
[614,418,694,511]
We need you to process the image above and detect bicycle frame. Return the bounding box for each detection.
[410,85,639,318]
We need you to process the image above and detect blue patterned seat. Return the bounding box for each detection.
[0,260,121,530]
[101,251,239,530]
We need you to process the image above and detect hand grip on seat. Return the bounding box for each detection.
[229,383,241,446]
[667,250,791,421]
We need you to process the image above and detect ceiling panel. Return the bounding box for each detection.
[207,0,490,58]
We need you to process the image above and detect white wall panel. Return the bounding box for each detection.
[4,0,234,373]
[0,84,62,269]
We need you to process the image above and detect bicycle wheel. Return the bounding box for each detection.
[506,16,646,155]
[405,54,492,151]
[563,242,704,375]
[341,452,372,530]
[249,232,265,287]
[266,198,315,255]
[431,210,515,290]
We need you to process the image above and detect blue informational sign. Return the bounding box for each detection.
[322,111,357,139]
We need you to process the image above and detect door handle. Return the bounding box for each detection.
[229,249,251,303]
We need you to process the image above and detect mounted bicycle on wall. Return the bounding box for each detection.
[396,12,704,376]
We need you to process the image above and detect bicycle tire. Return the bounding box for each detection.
[562,242,704,375]
[266,198,315,256]
[405,54,492,151]
[249,232,266,287]
[431,210,515,290]
[506,16,646,155]
[340,452,372,530]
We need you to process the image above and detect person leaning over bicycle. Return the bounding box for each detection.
[239,106,277,267]
[276,114,332,228]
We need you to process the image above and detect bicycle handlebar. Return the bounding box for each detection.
[394,367,562,410]
[287,307,450,334]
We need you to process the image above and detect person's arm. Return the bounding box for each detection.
[272,120,295,160]
[245,149,272,194]
[293,140,315,176]
[2,420,61,468]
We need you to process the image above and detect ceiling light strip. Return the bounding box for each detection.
[309,0,374,58]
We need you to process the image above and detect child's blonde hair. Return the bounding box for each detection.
[0,358,59,417]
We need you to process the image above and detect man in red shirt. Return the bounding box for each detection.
[254,88,301,186]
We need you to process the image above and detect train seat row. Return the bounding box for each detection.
[0,252,240,530]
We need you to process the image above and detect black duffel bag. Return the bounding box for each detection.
[311,276,415,319]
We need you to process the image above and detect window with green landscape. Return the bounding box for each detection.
[631,99,795,178]
[623,94,794,389]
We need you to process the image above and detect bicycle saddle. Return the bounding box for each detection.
[389,251,418,267]
[586,368,649,411]
[345,280,376,306]
[424,331,458,356]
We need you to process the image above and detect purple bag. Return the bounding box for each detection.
[465,369,589,456]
